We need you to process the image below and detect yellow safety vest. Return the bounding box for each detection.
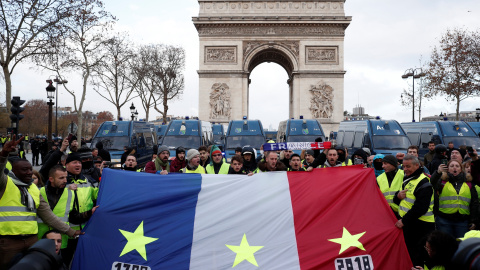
[67,178,98,231]
[0,177,40,235]
[377,170,404,212]
[342,159,353,166]
[6,161,12,171]
[181,166,206,174]
[399,174,435,223]
[37,187,73,248]
[424,265,445,270]
[0,137,6,144]
[206,163,230,174]
[439,182,471,215]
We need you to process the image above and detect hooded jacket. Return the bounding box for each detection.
[351,149,368,165]
[170,147,187,173]
[95,141,111,161]
[373,154,385,177]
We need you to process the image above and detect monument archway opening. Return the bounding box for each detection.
[248,62,289,130]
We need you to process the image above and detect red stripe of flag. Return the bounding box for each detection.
[287,166,412,269]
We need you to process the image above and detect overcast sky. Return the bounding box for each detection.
[4,0,480,131]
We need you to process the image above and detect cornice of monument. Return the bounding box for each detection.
[193,22,349,37]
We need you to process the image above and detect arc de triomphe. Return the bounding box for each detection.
[193,0,351,135]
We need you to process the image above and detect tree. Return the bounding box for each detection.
[151,45,185,123]
[91,34,136,120]
[20,99,49,135]
[0,0,80,111]
[39,0,116,140]
[423,28,480,120]
[131,44,185,122]
[90,110,114,136]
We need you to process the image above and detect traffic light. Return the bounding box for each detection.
[10,96,25,136]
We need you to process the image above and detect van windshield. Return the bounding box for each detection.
[287,135,323,142]
[91,137,130,151]
[162,136,201,150]
[373,136,411,150]
[443,136,480,148]
[226,136,264,149]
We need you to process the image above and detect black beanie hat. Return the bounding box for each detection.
[382,155,398,168]
[66,153,82,164]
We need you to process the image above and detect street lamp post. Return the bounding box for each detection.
[130,103,136,121]
[402,68,426,122]
[53,77,68,137]
[46,80,56,149]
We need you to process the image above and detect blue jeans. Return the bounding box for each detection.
[435,216,469,239]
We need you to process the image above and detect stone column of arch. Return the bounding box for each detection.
[193,0,351,136]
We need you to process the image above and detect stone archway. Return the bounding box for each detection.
[193,0,351,135]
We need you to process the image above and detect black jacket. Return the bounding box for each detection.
[427,153,446,176]
[393,167,433,227]
[95,141,111,161]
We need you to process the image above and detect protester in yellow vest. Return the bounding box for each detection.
[376,155,404,219]
[0,136,82,269]
[206,145,230,174]
[393,155,435,267]
[37,165,98,250]
[430,159,479,238]
[181,149,206,174]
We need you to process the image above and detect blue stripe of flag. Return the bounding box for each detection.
[71,169,202,269]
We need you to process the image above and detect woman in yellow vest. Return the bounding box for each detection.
[180,149,206,174]
[431,159,479,238]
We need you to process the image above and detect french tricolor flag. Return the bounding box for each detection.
[72,167,412,270]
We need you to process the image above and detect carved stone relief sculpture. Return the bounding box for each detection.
[306,46,338,64]
[309,81,333,119]
[210,83,232,119]
[205,47,237,63]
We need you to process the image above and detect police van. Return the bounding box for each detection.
[212,124,226,151]
[336,119,411,157]
[90,121,156,168]
[224,118,265,162]
[160,118,213,159]
[402,121,480,159]
[277,117,326,154]
[265,131,278,142]
[155,124,168,145]
[467,122,480,137]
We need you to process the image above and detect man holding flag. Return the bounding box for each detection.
[394,155,435,266]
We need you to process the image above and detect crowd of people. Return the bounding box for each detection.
[2,133,480,269]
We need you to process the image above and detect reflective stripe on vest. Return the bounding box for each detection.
[399,174,435,222]
[439,181,471,215]
[0,177,40,235]
[67,177,98,230]
[37,187,73,248]
[206,163,230,174]
[377,170,404,212]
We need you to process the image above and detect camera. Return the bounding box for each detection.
[451,238,480,269]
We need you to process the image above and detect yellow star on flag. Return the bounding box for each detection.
[328,227,366,255]
[119,221,158,261]
[226,234,264,268]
